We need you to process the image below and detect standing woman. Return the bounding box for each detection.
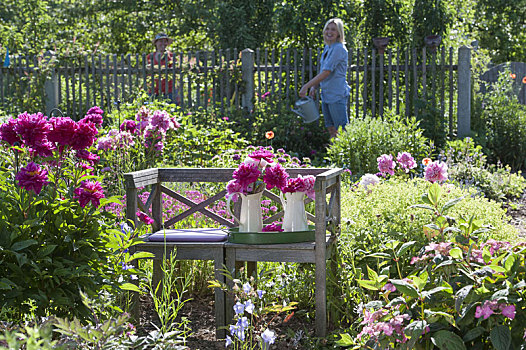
[299,18,350,138]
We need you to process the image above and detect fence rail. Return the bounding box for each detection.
[0,45,471,137]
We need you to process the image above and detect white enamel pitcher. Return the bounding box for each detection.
[280,192,308,232]
[292,96,320,123]
[226,191,263,232]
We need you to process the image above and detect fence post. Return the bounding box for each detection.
[241,48,254,112]
[457,45,471,138]
[44,69,59,115]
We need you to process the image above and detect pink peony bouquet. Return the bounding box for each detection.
[226,149,289,200]
[282,174,316,200]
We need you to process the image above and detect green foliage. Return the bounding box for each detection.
[472,70,526,171]
[411,0,451,48]
[228,97,329,163]
[442,137,526,201]
[326,111,431,176]
[329,177,519,325]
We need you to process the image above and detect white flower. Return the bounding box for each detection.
[242,282,252,293]
[359,174,380,191]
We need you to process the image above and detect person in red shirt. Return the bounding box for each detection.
[146,33,180,105]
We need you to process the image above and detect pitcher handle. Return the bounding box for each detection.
[279,192,287,209]
[226,193,242,225]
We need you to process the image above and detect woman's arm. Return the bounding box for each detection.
[299,70,331,98]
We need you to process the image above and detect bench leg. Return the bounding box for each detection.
[214,249,226,339]
[225,247,236,327]
[315,258,327,337]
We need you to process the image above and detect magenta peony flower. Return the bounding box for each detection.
[87,106,104,116]
[232,163,261,189]
[247,149,275,163]
[135,106,151,123]
[0,118,21,145]
[15,162,49,194]
[74,180,105,208]
[70,120,98,150]
[396,152,416,173]
[48,117,77,146]
[263,163,289,190]
[76,150,100,164]
[81,113,103,127]
[262,223,284,232]
[282,177,304,193]
[424,161,448,183]
[120,119,137,134]
[377,154,396,176]
[137,211,154,225]
[29,139,55,158]
[14,112,50,148]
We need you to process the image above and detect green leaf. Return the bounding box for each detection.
[410,204,435,211]
[390,279,420,298]
[428,182,442,206]
[441,196,464,213]
[504,254,516,272]
[404,320,427,348]
[431,330,467,350]
[37,244,57,258]
[128,251,155,261]
[455,285,473,312]
[356,279,380,291]
[463,326,485,342]
[366,265,379,282]
[490,325,511,350]
[11,239,38,252]
[334,333,353,346]
[449,247,463,260]
[396,241,416,257]
[119,283,141,293]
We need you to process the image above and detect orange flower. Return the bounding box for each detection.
[510,73,516,79]
[422,158,432,166]
[265,131,275,140]
[522,76,526,84]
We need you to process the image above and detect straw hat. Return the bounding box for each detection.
[152,33,173,45]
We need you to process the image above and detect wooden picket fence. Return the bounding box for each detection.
[0,45,467,136]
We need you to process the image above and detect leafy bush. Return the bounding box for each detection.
[0,109,141,321]
[228,95,329,163]
[326,110,431,176]
[328,177,519,325]
[472,70,526,170]
[441,138,526,201]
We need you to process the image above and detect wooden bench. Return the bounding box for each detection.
[124,167,342,338]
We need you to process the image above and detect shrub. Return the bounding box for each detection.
[0,109,141,321]
[326,110,431,176]
[472,70,526,171]
[328,177,519,325]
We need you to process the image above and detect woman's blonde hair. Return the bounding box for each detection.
[323,18,345,44]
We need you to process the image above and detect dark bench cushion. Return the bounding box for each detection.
[147,228,228,242]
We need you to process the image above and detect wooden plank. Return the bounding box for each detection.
[158,168,235,182]
[404,48,409,116]
[85,55,90,108]
[422,48,427,99]
[363,48,368,117]
[204,51,208,109]
[187,51,192,108]
[379,51,384,117]
[396,49,400,114]
[72,62,76,117]
[440,46,445,123]
[256,48,261,103]
[65,60,70,117]
[135,242,225,260]
[431,49,436,108]
[195,51,200,107]
[412,48,417,117]
[78,56,83,114]
[372,49,376,117]
[355,47,359,118]
[105,55,110,112]
[388,49,392,110]
[449,47,454,137]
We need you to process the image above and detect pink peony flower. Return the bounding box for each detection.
[424,161,448,183]
[396,152,416,173]
[48,117,77,146]
[377,154,396,176]
[14,112,50,148]
[0,118,21,145]
[120,119,137,134]
[81,113,103,127]
[263,163,289,190]
[74,180,105,208]
[87,106,104,116]
[137,211,154,225]
[29,140,55,158]
[70,120,98,150]
[15,162,49,194]
[232,163,261,189]
[262,223,284,232]
[135,106,151,123]
[247,149,275,163]
[76,150,100,164]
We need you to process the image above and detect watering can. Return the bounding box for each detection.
[292,96,320,123]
